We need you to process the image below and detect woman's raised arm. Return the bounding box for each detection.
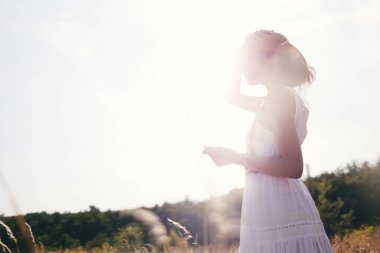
[223,49,265,112]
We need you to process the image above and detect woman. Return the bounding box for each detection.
[203,30,333,253]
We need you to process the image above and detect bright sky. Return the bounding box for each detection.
[1,0,380,216]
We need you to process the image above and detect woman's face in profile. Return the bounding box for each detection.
[243,50,273,85]
[241,37,282,85]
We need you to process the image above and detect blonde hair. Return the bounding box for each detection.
[243,30,315,87]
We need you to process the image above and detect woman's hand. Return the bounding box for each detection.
[223,46,266,113]
[202,146,239,166]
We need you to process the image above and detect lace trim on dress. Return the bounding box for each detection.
[251,220,324,232]
[242,210,322,226]
[241,219,327,242]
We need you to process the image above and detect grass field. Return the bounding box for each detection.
[1,221,379,253]
[36,230,380,253]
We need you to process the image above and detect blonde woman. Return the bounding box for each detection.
[203,30,333,253]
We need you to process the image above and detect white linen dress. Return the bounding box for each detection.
[238,86,333,253]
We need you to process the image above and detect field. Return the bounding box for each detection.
[51,230,380,253]
[1,222,379,253]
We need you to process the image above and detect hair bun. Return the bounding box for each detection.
[244,30,289,45]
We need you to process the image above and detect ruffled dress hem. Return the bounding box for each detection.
[238,232,333,253]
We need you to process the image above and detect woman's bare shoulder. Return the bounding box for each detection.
[265,86,296,117]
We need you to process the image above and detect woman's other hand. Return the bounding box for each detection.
[202,146,239,166]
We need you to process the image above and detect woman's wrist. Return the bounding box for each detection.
[233,152,259,172]
[233,152,247,166]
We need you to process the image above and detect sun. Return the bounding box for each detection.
[168,34,253,196]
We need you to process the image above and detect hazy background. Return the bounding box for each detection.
[1,0,379,216]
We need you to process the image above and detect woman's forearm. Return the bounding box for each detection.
[224,61,243,98]
[233,152,303,179]
[223,66,266,112]
[222,49,267,112]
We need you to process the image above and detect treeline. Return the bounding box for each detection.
[1,159,379,252]
[304,160,380,235]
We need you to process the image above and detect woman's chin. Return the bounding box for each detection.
[244,74,261,85]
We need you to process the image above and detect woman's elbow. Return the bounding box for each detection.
[291,163,303,179]
[291,170,303,179]
[285,159,303,179]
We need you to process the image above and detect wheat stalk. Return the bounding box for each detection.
[24,222,37,253]
[0,221,18,245]
[0,169,36,253]
[166,218,198,247]
[0,238,12,253]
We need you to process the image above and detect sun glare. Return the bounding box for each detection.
[167,21,251,196]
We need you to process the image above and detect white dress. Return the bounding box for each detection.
[238,86,333,253]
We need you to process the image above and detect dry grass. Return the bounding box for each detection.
[53,227,380,253]
[331,225,380,253]
[45,245,241,253]
[1,217,380,253]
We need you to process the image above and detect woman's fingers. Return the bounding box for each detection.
[202,148,220,165]
[202,147,234,167]
[202,146,218,154]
